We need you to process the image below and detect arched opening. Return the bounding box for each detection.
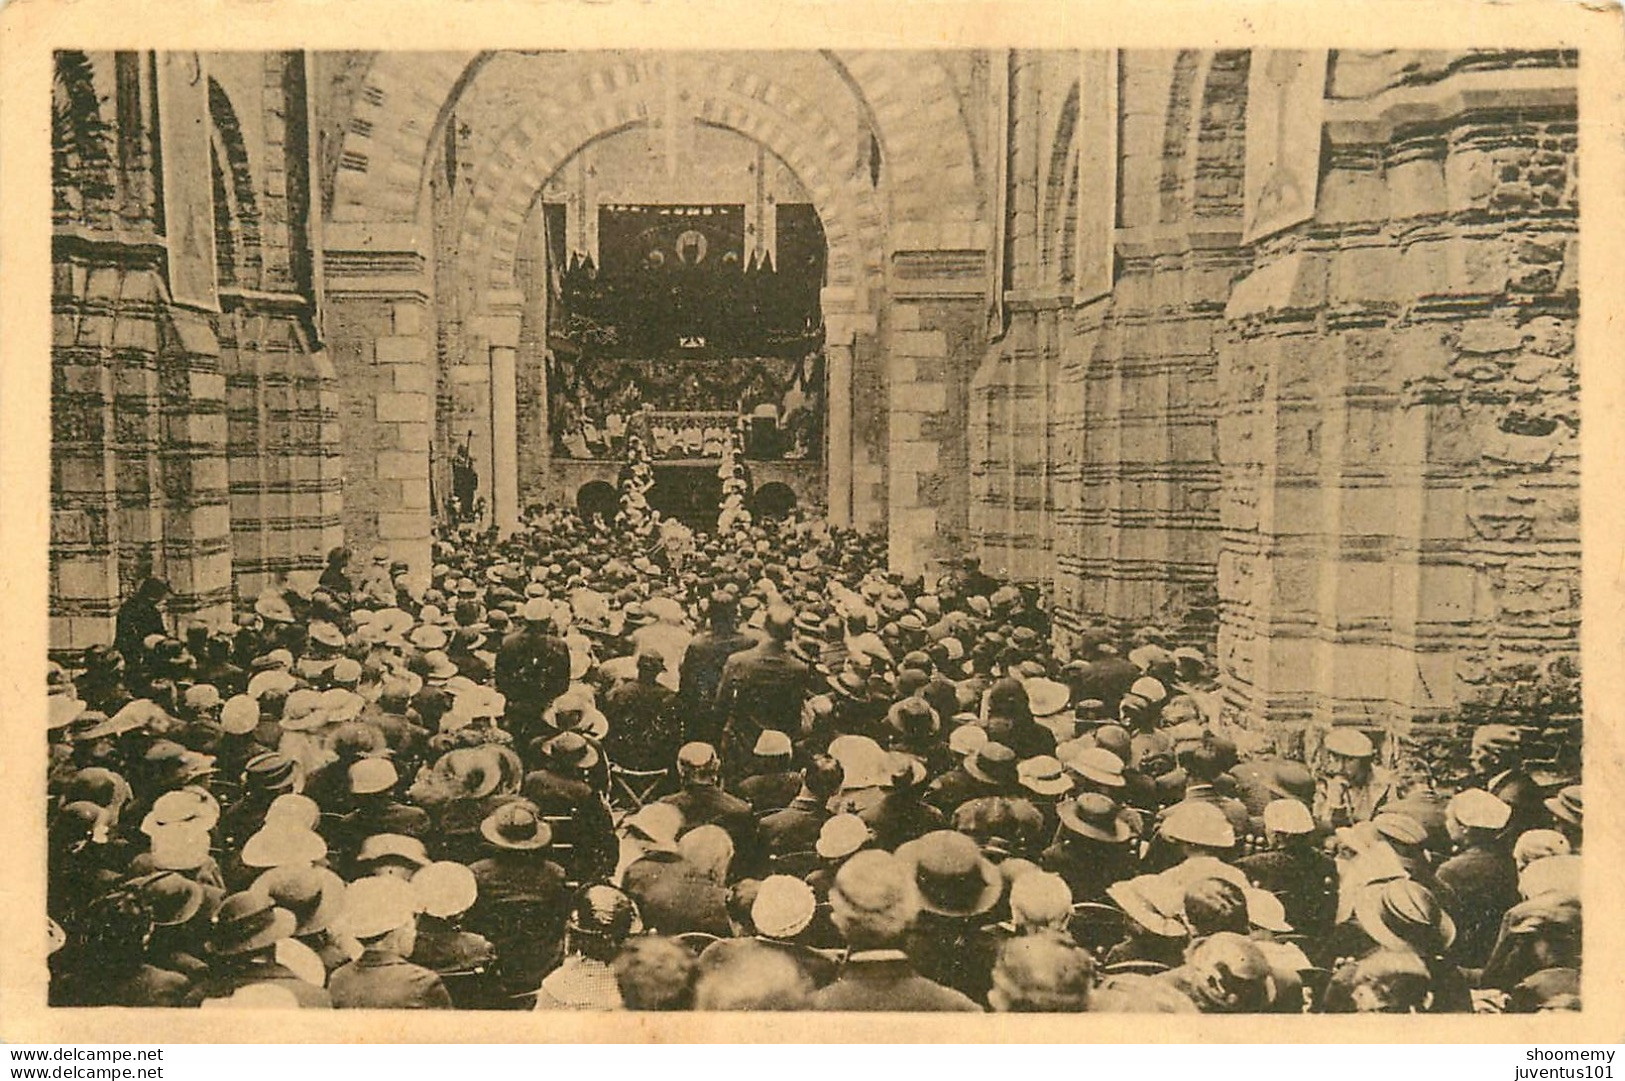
[576,481,619,524]
[751,481,797,520]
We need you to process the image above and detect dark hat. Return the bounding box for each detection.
[886,697,941,739]
[480,801,552,851]
[127,871,212,927]
[243,752,301,792]
[963,741,1018,787]
[543,730,601,772]
[209,891,297,956]
[1057,792,1134,843]
[896,830,1003,918]
[568,884,638,941]
[1354,878,1456,956]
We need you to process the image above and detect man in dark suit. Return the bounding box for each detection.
[659,742,758,869]
[1437,789,1521,969]
[736,729,804,815]
[496,598,572,746]
[1469,724,1548,840]
[812,850,981,1012]
[678,590,755,744]
[602,650,682,772]
[328,877,452,1008]
[760,755,844,860]
[715,605,809,766]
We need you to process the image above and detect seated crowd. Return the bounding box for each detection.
[45,507,1583,1013]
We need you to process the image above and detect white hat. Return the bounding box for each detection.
[412,861,479,919]
[1245,888,1293,934]
[1023,678,1070,719]
[241,823,328,869]
[220,695,261,735]
[1448,788,1511,831]
[343,875,421,940]
[751,875,817,939]
[264,793,321,831]
[753,729,793,758]
[816,813,871,860]
[948,724,989,757]
[1263,798,1315,837]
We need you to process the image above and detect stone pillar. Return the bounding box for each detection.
[884,237,989,576]
[324,228,434,573]
[482,297,523,537]
[823,308,858,529]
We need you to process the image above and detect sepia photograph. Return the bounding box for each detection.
[4,0,1622,1044]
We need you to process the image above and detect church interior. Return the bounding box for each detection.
[50,47,1580,741]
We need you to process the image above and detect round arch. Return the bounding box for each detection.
[450,55,885,301]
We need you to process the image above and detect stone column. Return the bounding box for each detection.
[481,295,523,537]
[823,308,858,529]
[324,226,434,574]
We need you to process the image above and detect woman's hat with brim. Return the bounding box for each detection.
[49,695,88,731]
[252,865,348,936]
[1065,746,1127,789]
[895,830,1003,918]
[1353,878,1456,955]
[356,832,432,869]
[1018,755,1075,797]
[126,870,212,927]
[1057,792,1133,843]
[1024,678,1071,720]
[210,891,298,956]
[84,699,168,740]
[963,742,1018,787]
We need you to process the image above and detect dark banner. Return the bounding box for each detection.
[599,204,745,276]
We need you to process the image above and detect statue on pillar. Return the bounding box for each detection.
[450,433,479,526]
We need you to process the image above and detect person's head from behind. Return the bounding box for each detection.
[801,754,843,803]
[676,742,722,788]
[568,884,639,962]
[343,875,421,959]
[613,935,695,1010]
[764,604,796,643]
[692,940,813,1010]
[828,850,919,950]
[988,934,1096,1012]
[1009,871,1073,936]
[678,824,734,885]
[1348,948,1433,1014]
[1183,932,1274,1013]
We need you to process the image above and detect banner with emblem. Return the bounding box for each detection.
[155,51,219,310]
[1073,50,1118,304]
[1242,49,1330,244]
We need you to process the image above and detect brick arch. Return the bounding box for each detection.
[1158,50,1203,223]
[453,55,885,298]
[1041,81,1080,273]
[328,49,981,238]
[207,77,263,288]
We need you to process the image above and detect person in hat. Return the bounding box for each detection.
[811,850,980,1012]
[691,938,816,1010]
[696,875,838,989]
[659,742,758,868]
[858,751,948,852]
[1042,792,1140,904]
[1436,788,1519,969]
[1314,727,1395,830]
[49,890,192,1008]
[464,801,570,999]
[1543,784,1582,849]
[1158,801,1238,872]
[736,728,802,815]
[1468,723,1546,839]
[677,590,755,745]
[186,891,331,1007]
[1319,878,1470,1013]
[495,597,572,745]
[251,863,354,979]
[1236,799,1336,939]
[927,740,1019,814]
[601,650,681,772]
[622,824,734,938]
[982,677,1057,761]
[1371,810,1445,897]
[759,754,844,861]
[533,885,639,1010]
[714,604,811,765]
[330,758,431,870]
[328,875,451,1009]
[1016,755,1074,840]
[896,830,1005,1002]
[519,732,615,883]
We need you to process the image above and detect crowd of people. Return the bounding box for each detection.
[45,503,1583,1013]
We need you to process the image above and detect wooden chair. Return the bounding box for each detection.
[1101,958,1171,977]
[609,764,669,814]
[1069,902,1132,961]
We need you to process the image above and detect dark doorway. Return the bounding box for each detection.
[576,481,619,524]
[752,481,797,520]
[648,466,724,530]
